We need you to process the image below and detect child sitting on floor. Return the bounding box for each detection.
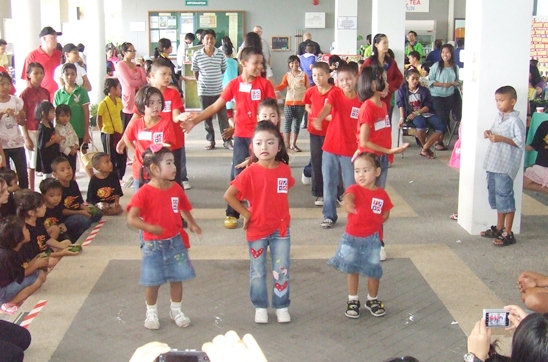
[39,178,69,241]
[51,157,103,242]
[0,168,17,217]
[86,152,123,215]
[0,216,48,315]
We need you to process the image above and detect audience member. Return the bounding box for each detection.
[0,39,8,68]
[54,43,92,91]
[517,271,548,313]
[297,32,322,56]
[0,320,32,362]
[87,152,123,216]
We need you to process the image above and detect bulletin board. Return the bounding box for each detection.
[272,36,290,51]
[148,11,245,56]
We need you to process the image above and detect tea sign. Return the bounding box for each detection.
[406,0,429,12]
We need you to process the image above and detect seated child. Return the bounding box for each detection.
[517,271,548,313]
[39,178,68,241]
[0,174,15,217]
[86,152,123,215]
[51,157,103,242]
[14,189,77,269]
[0,169,19,217]
[524,120,548,194]
[0,216,48,315]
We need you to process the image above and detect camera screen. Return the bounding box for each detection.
[485,311,509,327]
[163,356,201,362]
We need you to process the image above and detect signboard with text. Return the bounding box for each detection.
[185,0,208,6]
[406,0,429,12]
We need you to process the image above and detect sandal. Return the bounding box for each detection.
[290,145,302,152]
[481,225,502,238]
[435,142,448,151]
[345,300,361,319]
[493,232,516,247]
[1,303,19,315]
[450,213,458,220]
[420,149,436,159]
[204,143,215,150]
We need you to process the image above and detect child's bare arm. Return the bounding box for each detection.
[25,255,49,275]
[343,192,356,214]
[223,185,251,229]
[180,97,227,133]
[181,210,202,235]
[127,206,162,235]
[382,210,391,222]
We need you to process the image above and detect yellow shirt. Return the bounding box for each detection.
[97,96,123,134]
[0,53,8,68]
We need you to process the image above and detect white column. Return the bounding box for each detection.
[84,0,106,104]
[333,0,357,55]
[41,0,61,31]
[371,0,406,148]
[447,0,455,41]
[458,0,534,234]
[10,0,41,93]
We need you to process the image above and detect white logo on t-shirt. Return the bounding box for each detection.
[350,107,360,119]
[251,89,262,101]
[371,197,384,214]
[163,100,172,112]
[277,178,288,193]
[171,197,179,213]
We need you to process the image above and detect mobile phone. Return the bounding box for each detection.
[156,350,209,362]
[483,309,510,328]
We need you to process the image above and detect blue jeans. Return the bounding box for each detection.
[376,154,389,189]
[65,212,103,243]
[227,136,252,218]
[248,229,291,309]
[322,151,355,222]
[486,171,515,213]
[0,270,39,304]
[309,134,325,197]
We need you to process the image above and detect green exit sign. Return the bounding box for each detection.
[186,0,208,5]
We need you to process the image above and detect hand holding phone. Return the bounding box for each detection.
[483,308,510,328]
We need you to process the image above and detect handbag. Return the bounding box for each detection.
[80,129,100,169]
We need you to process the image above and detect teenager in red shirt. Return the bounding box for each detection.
[127,146,202,330]
[20,63,50,191]
[181,47,276,229]
[313,64,362,229]
[224,121,294,324]
[328,152,393,319]
[21,27,63,101]
[124,86,175,192]
[302,62,334,207]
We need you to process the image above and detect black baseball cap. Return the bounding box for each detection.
[62,43,79,53]
[39,26,62,38]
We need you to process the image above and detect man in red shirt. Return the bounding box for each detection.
[21,27,62,101]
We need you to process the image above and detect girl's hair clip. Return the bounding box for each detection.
[351,149,360,163]
[149,144,163,153]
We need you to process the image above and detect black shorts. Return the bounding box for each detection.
[78,137,89,151]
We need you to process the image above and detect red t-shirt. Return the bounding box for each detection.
[323,87,362,157]
[220,76,276,138]
[21,47,62,101]
[0,66,15,95]
[231,162,295,241]
[127,182,192,247]
[345,185,393,238]
[125,117,175,179]
[303,85,334,136]
[356,99,391,156]
[160,87,185,149]
[20,85,50,131]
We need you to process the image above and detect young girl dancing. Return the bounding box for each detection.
[357,66,408,260]
[127,145,201,330]
[224,121,294,324]
[328,152,393,319]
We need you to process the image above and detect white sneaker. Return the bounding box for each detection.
[301,171,311,185]
[276,308,291,323]
[182,181,191,190]
[380,246,387,261]
[314,197,324,206]
[255,308,268,324]
[144,309,160,330]
[170,309,191,327]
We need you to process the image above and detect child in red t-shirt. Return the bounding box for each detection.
[180,47,276,229]
[356,66,408,261]
[20,62,50,191]
[224,121,294,324]
[302,62,334,207]
[127,145,202,330]
[124,86,175,192]
[314,64,362,229]
[328,152,393,319]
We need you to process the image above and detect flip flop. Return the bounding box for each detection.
[435,143,448,151]
[290,145,302,152]
[1,303,19,315]
[420,149,436,159]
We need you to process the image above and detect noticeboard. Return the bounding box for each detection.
[272,36,290,52]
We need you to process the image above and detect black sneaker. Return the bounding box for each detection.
[365,299,386,317]
[345,300,360,319]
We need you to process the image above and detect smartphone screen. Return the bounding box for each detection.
[157,350,209,362]
[484,311,510,327]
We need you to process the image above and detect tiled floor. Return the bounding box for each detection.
[4,125,548,361]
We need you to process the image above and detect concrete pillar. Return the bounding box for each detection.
[447,0,455,41]
[41,0,61,31]
[10,0,41,92]
[333,0,357,55]
[84,0,106,104]
[371,0,406,148]
[457,0,534,234]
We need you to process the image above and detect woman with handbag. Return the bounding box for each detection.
[427,43,462,151]
[97,78,126,181]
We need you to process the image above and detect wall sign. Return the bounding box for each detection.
[337,16,357,30]
[406,0,429,12]
[185,0,208,6]
[272,36,290,51]
[305,12,326,29]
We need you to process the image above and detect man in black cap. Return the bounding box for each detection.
[21,26,62,101]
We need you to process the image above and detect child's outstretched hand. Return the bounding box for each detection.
[235,157,251,169]
[344,200,357,214]
[390,143,410,154]
[222,127,234,140]
[188,222,202,236]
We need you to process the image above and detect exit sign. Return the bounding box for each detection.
[186,0,208,5]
